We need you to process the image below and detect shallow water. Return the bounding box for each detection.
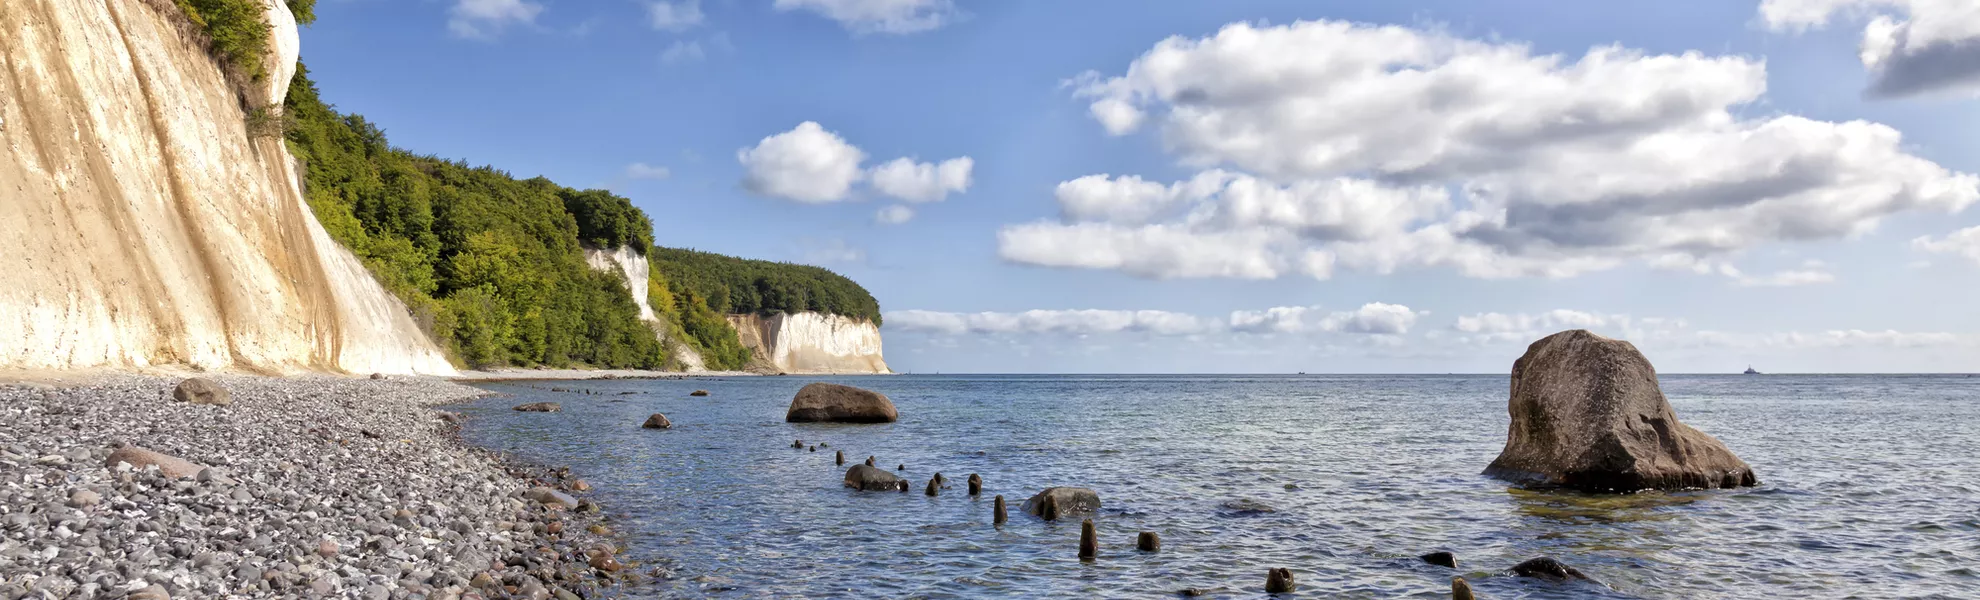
[457,375,1980,599]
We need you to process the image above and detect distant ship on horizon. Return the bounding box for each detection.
[1744,365,1761,375]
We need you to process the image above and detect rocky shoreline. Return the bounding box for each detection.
[0,375,638,600]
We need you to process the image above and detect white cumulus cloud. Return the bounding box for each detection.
[648,0,704,31]
[738,122,868,203]
[875,205,914,225]
[1015,20,1977,282]
[870,157,973,202]
[449,0,543,39]
[1760,0,1980,97]
[1913,226,1980,264]
[773,0,959,35]
[661,40,705,64]
[888,303,1420,337]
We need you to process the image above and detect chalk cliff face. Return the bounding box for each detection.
[583,246,657,322]
[728,312,888,374]
[582,245,710,371]
[0,0,455,375]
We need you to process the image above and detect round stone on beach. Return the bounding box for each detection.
[1421,551,1456,568]
[843,465,907,491]
[525,486,580,509]
[369,372,386,380]
[785,382,897,423]
[104,445,204,479]
[172,377,232,406]
[317,540,339,558]
[642,413,672,429]
[513,402,561,413]
[1137,531,1160,552]
[1484,329,1759,492]
[67,488,101,508]
[1022,487,1100,520]
[690,390,709,397]
[1265,568,1296,593]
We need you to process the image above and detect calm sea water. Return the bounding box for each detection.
[456,375,1980,599]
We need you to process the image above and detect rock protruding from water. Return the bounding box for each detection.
[993,495,1008,525]
[690,390,709,397]
[967,473,982,496]
[1265,568,1296,593]
[1137,531,1160,552]
[836,450,846,465]
[1078,519,1098,560]
[785,383,897,423]
[1484,329,1759,492]
[1021,487,1100,520]
[1421,551,1456,568]
[1511,557,1592,582]
[1452,577,1476,600]
[641,414,672,429]
[514,402,561,413]
[172,378,232,407]
[104,446,204,479]
[844,465,906,491]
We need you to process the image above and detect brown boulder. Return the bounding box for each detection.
[1020,487,1100,520]
[843,465,905,491]
[1484,330,1758,492]
[690,390,709,397]
[786,383,896,423]
[642,414,672,429]
[514,402,561,413]
[104,446,203,479]
[172,377,231,407]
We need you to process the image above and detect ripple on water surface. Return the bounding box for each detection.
[458,374,1980,599]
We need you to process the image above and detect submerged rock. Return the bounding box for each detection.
[1220,498,1275,516]
[1511,557,1593,582]
[1421,551,1456,568]
[641,413,672,429]
[1484,330,1758,492]
[843,465,906,491]
[1265,568,1296,593]
[172,377,232,407]
[1021,487,1100,520]
[513,402,561,413]
[524,487,580,509]
[104,446,203,479]
[785,383,897,423]
[1078,519,1098,560]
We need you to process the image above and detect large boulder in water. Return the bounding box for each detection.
[786,383,897,423]
[844,465,907,491]
[1021,487,1101,520]
[1484,330,1757,492]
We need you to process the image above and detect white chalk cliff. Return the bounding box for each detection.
[0,0,455,375]
[582,245,708,371]
[728,312,888,374]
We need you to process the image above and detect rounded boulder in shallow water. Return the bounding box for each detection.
[642,413,672,429]
[843,465,906,491]
[785,382,897,423]
[1421,551,1456,568]
[1451,577,1476,600]
[172,377,232,406]
[690,390,709,397]
[1021,487,1100,520]
[1484,329,1758,492]
[513,402,561,413]
[1511,556,1593,582]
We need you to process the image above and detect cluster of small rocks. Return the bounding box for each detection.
[0,375,633,600]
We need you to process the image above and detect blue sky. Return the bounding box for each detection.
[300,0,1980,373]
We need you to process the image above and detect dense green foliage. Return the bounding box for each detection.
[284,67,667,369]
[562,189,654,253]
[652,248,883,325]
[286,0,316,25]
[174,0,272,82]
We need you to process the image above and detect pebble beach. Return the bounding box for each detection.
[0,375,633,600]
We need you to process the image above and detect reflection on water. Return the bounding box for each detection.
[457,374,1980,599]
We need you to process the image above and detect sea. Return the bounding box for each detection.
[455,374,1980,599]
